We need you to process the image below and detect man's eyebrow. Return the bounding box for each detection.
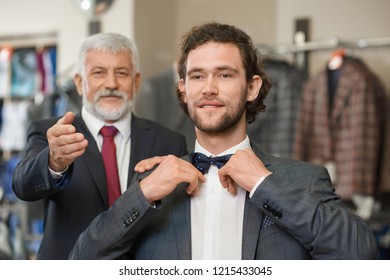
[215,65,239,73]
[187,67,203,75]
[187,65,239,75]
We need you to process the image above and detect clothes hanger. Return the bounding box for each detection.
[328,49,346,70]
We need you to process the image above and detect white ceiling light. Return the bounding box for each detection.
[72,0,115,18]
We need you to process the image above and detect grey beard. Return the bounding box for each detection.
[83,90,132,122]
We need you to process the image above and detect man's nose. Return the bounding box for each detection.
[202,76,218,95]
[104,72,119,89]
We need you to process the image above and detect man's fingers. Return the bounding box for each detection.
[134,156,167,173]
[185,172,205,196]
[49,112,77,138]
[219,172,237,195]
[57,111,75,125]
[227,179,237,196]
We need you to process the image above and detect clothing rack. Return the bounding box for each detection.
[257,36,390,76]
[257,36,390,55]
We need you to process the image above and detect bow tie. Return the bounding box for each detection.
[190,152,233,174]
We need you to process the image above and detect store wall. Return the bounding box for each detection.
[134,0,177,78]
[0,0,134,84]
[135,0,277,80]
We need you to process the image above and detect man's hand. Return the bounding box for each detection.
[134,156,167,173]
[139,155,205,203]
[218,149,271,194]
[47,111,88,172]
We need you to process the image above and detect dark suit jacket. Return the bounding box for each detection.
[12,113,187,259]
[69,145,378,260]
[247,59,305,158]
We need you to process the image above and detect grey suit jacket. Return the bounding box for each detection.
[69,145,378,260]
[12,112,187,259]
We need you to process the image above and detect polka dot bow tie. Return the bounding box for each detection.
[190,152,233,174]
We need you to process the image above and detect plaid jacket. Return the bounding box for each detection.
[293,57,386,199]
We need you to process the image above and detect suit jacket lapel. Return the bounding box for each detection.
[330,62,354,129]
[171,155,194,259]
[242,144,273,259]
[128,115,158,185]
[172,185,192,259]
[74,114,108,205]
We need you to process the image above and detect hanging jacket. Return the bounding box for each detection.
[293,57,386,199]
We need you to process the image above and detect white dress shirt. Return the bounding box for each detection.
[191,136,251,260]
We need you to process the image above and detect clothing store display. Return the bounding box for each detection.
[8,212,26,260]
[247,59,305,158]
[0,220,12,259]
[0,48,11,98]
[27,83,82,125]
[11,47,37,97]
[0,100,31,152]
[100,126,121,206]
[293,56,387,200]
[0,154,21,202]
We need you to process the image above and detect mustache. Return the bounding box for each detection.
[195,97,224,105]
[94,89,126,101]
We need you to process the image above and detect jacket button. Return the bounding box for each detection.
[274,212,282,219]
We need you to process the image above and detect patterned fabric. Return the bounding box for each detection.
[293,57,386,199]
[247,59,305,158]
[261,215,275,229]
[190,152,232,174]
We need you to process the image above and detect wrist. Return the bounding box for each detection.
[139,179,156,205]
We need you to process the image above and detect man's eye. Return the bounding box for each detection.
[190,75,202,80]
[116,71,129,76]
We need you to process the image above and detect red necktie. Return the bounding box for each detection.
[100,126,121,206]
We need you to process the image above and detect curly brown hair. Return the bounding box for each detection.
[176,22,271,124]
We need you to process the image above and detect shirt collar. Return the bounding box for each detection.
[81,106,131,139]
[194,135,251,157]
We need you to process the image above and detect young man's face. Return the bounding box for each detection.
[179,42,260,134]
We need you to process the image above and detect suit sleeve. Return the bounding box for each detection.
[12,119,66,201]
[69,174,154,260]
[250,163,378,260]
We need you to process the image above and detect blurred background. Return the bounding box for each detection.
[0,0,389,259]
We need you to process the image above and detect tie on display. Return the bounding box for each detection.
[190,152,233,174]
[100,125,121,206]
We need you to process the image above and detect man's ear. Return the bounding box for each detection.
[134,72,141,94]
[178,79,187,103]
[247,75,262,102]
[74,74,83,96]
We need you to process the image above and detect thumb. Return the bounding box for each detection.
[57,111,75,125]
